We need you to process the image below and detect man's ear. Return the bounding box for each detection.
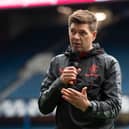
[92,31,97,41]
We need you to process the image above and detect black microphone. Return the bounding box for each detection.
[72,62,79,69]
[68,61,80,85]
[69,51,80,67]
[68,51,81,85]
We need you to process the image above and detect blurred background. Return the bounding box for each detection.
[0,0,129,129]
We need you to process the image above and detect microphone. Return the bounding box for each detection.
[68,51,80,85]
[72,62,79,69]
[69,51,80,67]
[68,61,80,85]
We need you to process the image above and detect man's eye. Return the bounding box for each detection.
[79,31,87,36]
[71,30,76,34]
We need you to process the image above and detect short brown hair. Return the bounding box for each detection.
[68,9,98,32]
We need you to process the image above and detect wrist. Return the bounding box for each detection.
[81,100,92,112]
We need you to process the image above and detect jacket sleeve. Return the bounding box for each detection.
[86,56,122,120]
[38,57,66,114]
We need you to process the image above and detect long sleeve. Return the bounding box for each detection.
[86,57,122,120]
[38,57,66,114]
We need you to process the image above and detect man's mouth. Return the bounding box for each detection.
[72,43,81,48]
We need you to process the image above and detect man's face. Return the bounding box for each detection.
[69,23,97,52]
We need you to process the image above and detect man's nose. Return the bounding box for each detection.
[73,33,80,39]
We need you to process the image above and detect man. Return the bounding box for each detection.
[38,10,122,129]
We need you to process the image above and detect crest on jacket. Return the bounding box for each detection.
[85,64,99,77]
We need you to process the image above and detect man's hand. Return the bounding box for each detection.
[61,87,91,112]
[60,66,81,85]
